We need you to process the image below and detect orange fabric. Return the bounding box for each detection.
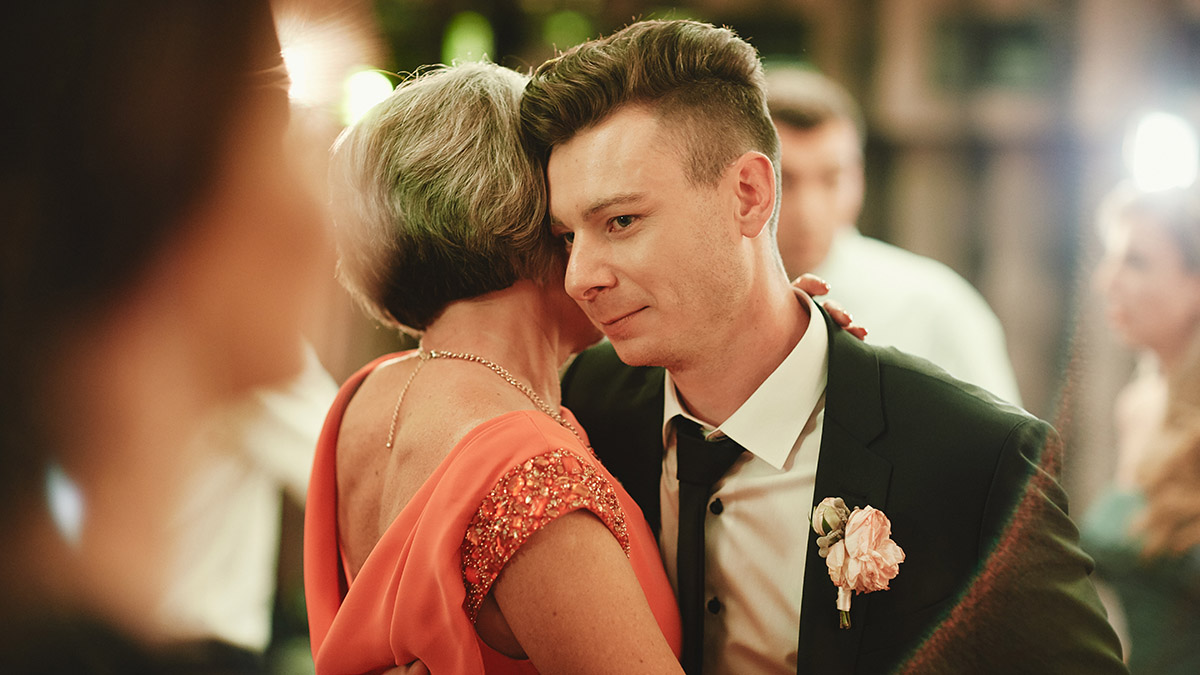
[305,353,682,674]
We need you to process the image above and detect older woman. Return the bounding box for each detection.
[1082,183,1200,675]
[303,62,684,674]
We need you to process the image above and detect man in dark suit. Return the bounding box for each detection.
[521,18,1126,675]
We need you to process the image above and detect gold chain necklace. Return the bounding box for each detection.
[384,347,585,449]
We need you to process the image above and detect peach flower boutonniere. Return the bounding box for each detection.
[811,497,906,629]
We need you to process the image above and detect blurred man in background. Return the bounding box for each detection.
[766,66,1023,405]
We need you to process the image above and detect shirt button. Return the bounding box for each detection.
[707,597,723,614]
[709,498,724,515]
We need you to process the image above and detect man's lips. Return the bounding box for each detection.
[596,307,646,327]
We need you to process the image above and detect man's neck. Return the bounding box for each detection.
[670,287,812,427]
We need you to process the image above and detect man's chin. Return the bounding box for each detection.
[607,337,659,368]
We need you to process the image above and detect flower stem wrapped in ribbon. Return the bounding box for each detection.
[811,497,905,629]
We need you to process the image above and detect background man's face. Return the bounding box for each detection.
[774,118,865,277]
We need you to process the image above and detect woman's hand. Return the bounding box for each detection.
[792,274,867,341]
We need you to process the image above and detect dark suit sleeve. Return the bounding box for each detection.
[897,418,1129,675]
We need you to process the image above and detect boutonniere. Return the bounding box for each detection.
[811,497,906,629]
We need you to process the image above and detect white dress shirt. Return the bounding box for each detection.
[661,292,829,674]
[815,227,1022,406]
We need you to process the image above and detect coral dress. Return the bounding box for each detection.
[305,353,682,674]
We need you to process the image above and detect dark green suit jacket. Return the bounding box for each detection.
[562,306,1128,674]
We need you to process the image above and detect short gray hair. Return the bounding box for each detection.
[330,62,557,333]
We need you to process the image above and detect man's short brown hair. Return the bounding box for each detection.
[520,19,781,196]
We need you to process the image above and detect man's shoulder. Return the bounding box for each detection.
[884,343,1023,410]
[832,328,1035,431]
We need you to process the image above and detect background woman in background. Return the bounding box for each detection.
[0,1,328,671]
[1082,183,1200,675]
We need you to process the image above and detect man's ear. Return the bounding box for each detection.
[730,151,776,238]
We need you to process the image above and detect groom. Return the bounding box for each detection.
[522,19,1127,675]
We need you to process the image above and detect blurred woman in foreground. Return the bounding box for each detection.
[1,2,327,670]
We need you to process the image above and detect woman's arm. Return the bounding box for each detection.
[489,510,683,674]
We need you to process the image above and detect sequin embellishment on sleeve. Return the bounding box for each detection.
[461,448,630,621]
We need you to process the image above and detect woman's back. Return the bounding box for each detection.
[335,353,535,577]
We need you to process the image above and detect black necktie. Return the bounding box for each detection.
[673,415,745,675]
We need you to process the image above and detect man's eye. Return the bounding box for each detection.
[611,215,636,229]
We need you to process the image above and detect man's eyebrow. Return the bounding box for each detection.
[583,192,647,219]
[550,192,648,227]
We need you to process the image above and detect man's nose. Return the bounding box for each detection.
[564,233,616,302]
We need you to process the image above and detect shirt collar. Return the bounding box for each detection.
[662,291,829,470]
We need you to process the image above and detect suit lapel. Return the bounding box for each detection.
[797,305,894,674]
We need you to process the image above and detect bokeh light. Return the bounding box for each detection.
[276,7,384,118]
[342,69,395,126]
[281,42,322,107]
[45,463,84,548]
[442,11,494,64]
[1126,111,1199,191]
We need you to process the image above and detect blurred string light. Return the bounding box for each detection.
[443,11,495,64]
[341,69,395,126]
[1125,111,1199,191]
